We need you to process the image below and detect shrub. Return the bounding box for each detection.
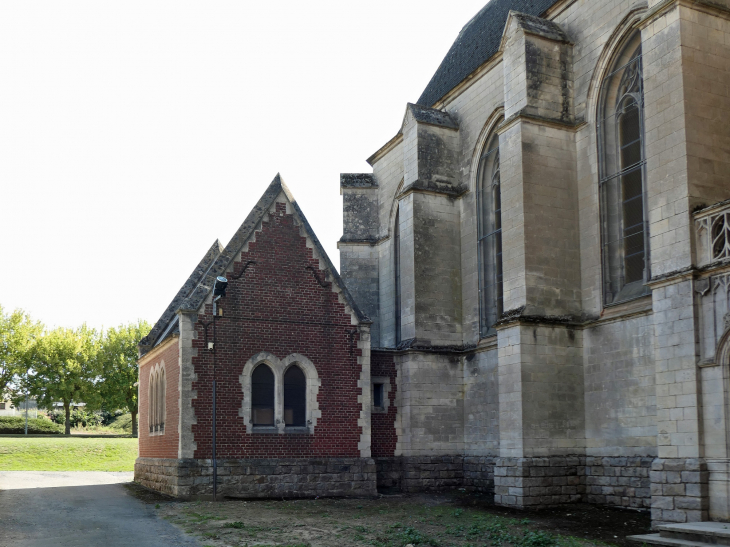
[108,413,135,433]
[0,416,64,434]
[47,408,104,428]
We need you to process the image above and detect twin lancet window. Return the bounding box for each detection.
[598,32,649,305]
[148,365,166,434]
[251,363,306,427]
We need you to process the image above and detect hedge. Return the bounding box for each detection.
[0,416,64,435]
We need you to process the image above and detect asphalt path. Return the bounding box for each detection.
[0,472,199,547]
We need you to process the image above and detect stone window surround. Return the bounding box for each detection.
[148,361,166,437]
[239,351,321,434]
[371,376,392,414]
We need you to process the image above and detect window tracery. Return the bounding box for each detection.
[148,363,165,435]
[598,31,649,304]
[477,128,503,337]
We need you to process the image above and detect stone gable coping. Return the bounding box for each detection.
[340,173,378,189]
[176,174,369,325]
[139,239,222,357]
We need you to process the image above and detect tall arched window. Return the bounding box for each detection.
[394,206,402,345]
[148,371,155,434]
[148,366,166,434]
[284,365,306,427]
[158,368,165,433]
[477,129,503,337]
[251,364,275,426]
[598,32,649,304]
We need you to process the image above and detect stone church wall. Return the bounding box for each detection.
[134,457,377,499]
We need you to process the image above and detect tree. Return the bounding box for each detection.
[97,320,151,438]
[0,305,43,399]
[29,325,100,435]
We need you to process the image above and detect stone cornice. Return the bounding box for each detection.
[138,334,178,368]
[366,133,403,167]
[497,109,587,135]
[640,0,730,29]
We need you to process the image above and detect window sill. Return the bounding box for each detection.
[251,426,278,434]
[372,406,387,414]
[284,426,310,434]
[597,294,652,323]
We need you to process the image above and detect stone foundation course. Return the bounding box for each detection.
[135,457,377,499]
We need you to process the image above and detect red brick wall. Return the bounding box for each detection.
[191,202,363,458]
[371,350,397,457]
[139,339,179,458]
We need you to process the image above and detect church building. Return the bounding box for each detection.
[135,176,376,499]
[137,0,730,530]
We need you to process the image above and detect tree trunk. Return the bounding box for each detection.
[131,410,138,438]
[64,402,71,435]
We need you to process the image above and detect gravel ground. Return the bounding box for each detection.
[0,472,199,547]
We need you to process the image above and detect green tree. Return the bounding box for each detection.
[0,305,43,399]
[29,325,100,434]
[98,321,151,438]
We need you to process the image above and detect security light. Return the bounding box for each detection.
[213,276,228,297]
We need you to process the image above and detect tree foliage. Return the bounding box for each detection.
[28,325,100,434]
[97,320,151,437]
[0,305,43,399]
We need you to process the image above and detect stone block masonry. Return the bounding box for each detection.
[650,458,709,525]
[494,457,585,507]
[585,457,652,510]
[135,457,377,499]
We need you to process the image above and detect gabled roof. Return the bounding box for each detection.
[140,175,369,357]
[417,0,559,107]
[139,239,223,356]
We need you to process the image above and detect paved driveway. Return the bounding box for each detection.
[0,472,199,547]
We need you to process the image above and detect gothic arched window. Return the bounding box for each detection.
[598,32,649,304]
[284,365,306,427]
[394,206,402,345]
[477,129,503,337]
[148,365,165,434]
[251,364,275,426]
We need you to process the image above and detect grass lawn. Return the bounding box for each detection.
[0,436,138,471]
[127,485,651,547]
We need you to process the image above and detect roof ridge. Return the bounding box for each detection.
[139,238,223,355]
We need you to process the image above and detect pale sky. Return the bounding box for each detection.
[0,1,489,331]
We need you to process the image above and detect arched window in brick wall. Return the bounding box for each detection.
[598,31,649,305]
[394,206,402,346]
[477,128,503,337]
[251,364,275,426]
[284,365,306,427]
[148,364,165,435]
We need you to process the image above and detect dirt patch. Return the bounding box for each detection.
[156,492,651,547]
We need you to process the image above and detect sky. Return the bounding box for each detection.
[0,1,489,331]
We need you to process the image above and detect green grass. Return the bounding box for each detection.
[0,436,138,471]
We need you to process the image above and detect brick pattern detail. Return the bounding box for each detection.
[651,458,709,524]
[139,341,179,459]
[134,457,377,499]
[191,202,362,459]
[371,351,397,457]
[585,456,652,509]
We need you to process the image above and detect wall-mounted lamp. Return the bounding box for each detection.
[213,276,228,298]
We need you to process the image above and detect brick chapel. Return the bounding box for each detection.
[138,0,730,529]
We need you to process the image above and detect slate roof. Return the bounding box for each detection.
[416,0,559,107]
[139,174,369,357]
[138,239,223,356]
